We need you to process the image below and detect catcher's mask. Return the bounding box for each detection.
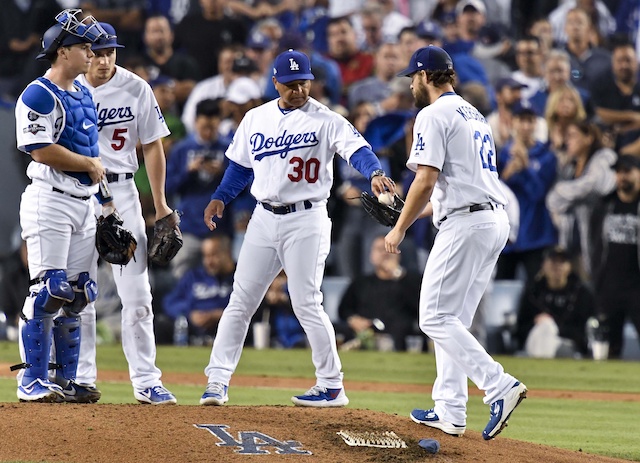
[36,9,109,60]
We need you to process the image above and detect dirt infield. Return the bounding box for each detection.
[0,366,636,462]
[0,403,629,463]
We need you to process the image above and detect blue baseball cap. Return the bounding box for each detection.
[397,45,453,77]
[273,49,314,84]
[246,30,272,50]
[92,22,124,50]
[149,74,174,88]
[416,20,443,41]
[495,77,527,91]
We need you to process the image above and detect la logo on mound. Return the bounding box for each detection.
[195,424,312,455]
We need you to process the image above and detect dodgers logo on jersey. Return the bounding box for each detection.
[95,102,134,131]
[251,130,319,161]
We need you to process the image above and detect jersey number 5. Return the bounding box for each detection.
[474,130,496,172]
[288,157,320,183]
[111,128,128,151]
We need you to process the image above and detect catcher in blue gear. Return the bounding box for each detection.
[12,9,113,403]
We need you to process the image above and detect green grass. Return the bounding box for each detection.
[1,342,639,461]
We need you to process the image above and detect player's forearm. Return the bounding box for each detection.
[211,160,254,205]
[142,139,171,216]
[30,143,96,172]
[417,202,433,219]
[395,168,435,232]
[349,147,383,179]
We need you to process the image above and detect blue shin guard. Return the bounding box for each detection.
[18,315,63,401]
[20,316,54,385]
[53,316,81,385]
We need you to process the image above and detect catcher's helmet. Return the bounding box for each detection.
[36,9,107,60]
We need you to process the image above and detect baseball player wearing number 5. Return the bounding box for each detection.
[385,46,527,440]
[200,49,395,407]
[13,9,109,402]
[75,23,177,405]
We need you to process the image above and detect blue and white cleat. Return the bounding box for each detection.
[200,382,229,406]
[134,385,177,405]
[291,385,349,407]
[17,378,65,403]
[483,381,528,440]
[410,408,466,437]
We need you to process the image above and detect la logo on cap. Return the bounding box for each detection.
[289,58,299,71]
[417,61,423,67]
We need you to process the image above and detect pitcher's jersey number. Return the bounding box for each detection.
[474,130,496,172]
[413,131,497,171]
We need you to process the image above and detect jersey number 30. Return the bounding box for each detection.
[474,130,496,172]
[288,157,320,183]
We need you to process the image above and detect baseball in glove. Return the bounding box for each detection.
[148,210,183,266]
[360,191,404,227]
[96,210,137,266]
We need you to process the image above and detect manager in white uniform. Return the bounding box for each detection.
[199,49,395,407]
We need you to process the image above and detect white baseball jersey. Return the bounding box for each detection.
[227,97,369,205]
[15,75,99,198]
[75,66,169,391]
[409,93,519,426]
[205,96,371,392]
[406,92,507,226]
[77,66,170,174]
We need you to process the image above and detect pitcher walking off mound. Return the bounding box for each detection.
[384,46,527,440]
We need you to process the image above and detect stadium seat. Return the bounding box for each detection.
[483,279,525,354]
[321,276,351,322]
[622,322,640,360]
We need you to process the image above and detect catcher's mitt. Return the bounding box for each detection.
[360,192,404,227]
[96,210,137,265]
[148,210,183,266]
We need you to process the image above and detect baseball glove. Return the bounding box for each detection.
[96,210,137,266]
[360,192,404,227]
[148,210,183,266]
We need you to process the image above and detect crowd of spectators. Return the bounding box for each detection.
[1,0,640,359]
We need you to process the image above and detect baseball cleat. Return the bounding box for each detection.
[482,381,528,440]
[17,378,65,403]
[134,385,177,405]
[200,382,229,406]
[291,385,349,407]
[62,381,102,403]
[410,408,466,437]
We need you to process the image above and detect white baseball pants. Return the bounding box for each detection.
[76,178,163,390]
[420,208,517,425]
[205,204,344,388]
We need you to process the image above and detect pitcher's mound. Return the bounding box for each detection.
[0,403,623,462]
